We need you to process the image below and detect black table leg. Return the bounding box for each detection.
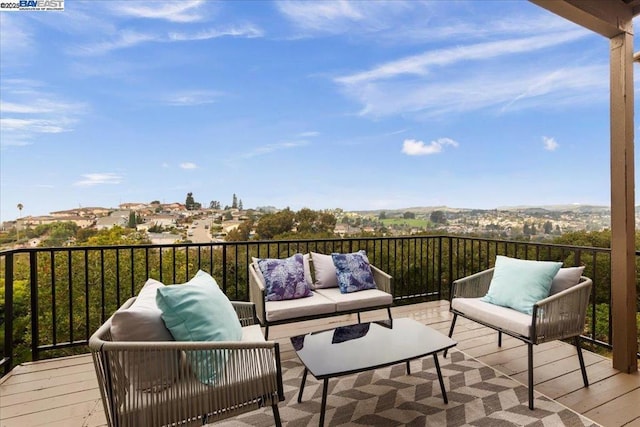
[433,353,448,404]
[319,378,329,427]
[298,368,308,403]
[406,360,411,375]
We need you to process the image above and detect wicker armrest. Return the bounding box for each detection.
[371,264,393,295]
[451,268,495,301]
[248,263,266,325]
[532,277,592,344]
[231,301,258,327]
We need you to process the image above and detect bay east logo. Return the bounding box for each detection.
[0,0,64,11]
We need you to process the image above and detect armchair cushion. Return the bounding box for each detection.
[452,297,532,338]
[481,256,562,315]
[110,278,176,390]
[257,253,313,301]
[156,270,243,384]
[549,266,585,295]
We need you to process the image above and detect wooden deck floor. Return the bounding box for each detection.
[1,300,639,427]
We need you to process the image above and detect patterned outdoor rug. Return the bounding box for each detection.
[217,349,600,426]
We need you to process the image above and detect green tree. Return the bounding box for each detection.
[544,221,553,234]
[232,193,238,209]
[225,220,253,241]
[128,211,136,228]
[40,222,79,247]
[430,210,446,224]
[379,211,386,220]
[185,192,196,210]
[256,208,295,239]
[238,199,243,210]
[403,211,416,219]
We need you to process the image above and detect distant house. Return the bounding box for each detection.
[95,211,130,230]
[147,232,180,245]
[119,202,147,211]
[142,214,176,228]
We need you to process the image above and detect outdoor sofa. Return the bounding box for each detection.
[249,251,393,339]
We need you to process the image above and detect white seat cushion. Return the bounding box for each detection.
[315,287,392,312]
[265,291,335,322]
[452,297,532,338]
[241,324,266,342]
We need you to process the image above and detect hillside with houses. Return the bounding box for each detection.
[0,196,626,250]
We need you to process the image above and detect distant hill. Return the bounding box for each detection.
[351,204,612,216]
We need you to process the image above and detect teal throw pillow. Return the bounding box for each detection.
[156,270,242,384]
[481,256,562,315]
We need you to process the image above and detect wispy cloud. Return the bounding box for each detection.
[69,30,161,56]
[110,0,208,23]
[242,141,310,159]
[543,136,559,151]
[338,62,607,119]
[74,173,123,187]
[402,138,458,156]
[0,14,32,57]
[0,80,86,147]
[297,131,320,137]
[180,162,198,169]
[336,31,588,86]
[169,25,263,41]
[164,90,222,106]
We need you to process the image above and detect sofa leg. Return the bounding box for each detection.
[357,312,361,323]
[444,314,457,358]
[265,325,270,340]
[498,331,502,347]
[528,343,534,410]
[575,336,589,387]
[387,307,392,320]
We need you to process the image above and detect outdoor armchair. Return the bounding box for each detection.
[448,266,592,410]
[89,299,284,427]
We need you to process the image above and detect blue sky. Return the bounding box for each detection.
[0,0,628,222]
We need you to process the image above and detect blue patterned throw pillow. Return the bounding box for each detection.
[257,254,313,301]
[332,250,377,294]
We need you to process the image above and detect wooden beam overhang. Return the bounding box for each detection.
[530,0,633,37]
[530,0,638,373]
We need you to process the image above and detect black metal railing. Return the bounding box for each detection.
[1,235,637,375]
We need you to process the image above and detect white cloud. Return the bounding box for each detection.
[242,141,310,158]
[336,31,588,86]
[402,138,458,156]
[276,0,366,33]
[74,173,123,187]
[297,131,320,137]
[543,136,559,151]
[70,30,160,56]
[339,63,607,119]
[169,25,263,41]
[110,0,208,23]
[0,14,32,56]
[164,90,222,106]
[0,80,86,147]
[180,162,198,169]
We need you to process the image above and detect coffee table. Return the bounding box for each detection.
[290,318,457,426]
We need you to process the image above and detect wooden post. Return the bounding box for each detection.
[609,30,638,373]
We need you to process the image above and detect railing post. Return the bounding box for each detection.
[29,251,39,362]
[222,244,228,294]
[2,253,14,375]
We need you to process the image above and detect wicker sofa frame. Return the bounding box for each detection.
[89,299,284,427]
[249,258,393,339]
[447,268,592,410]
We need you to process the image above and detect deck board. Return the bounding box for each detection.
[0,300,638,427]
